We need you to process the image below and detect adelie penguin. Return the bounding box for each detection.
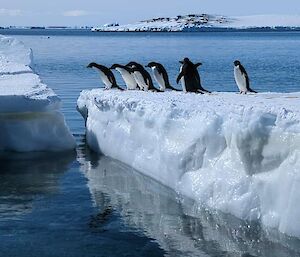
[233,60,257,94]
[176,58,211,94]
[87,62,123,90]
[145,62,181,91]
[110,64,138,90]
[126,61,160,92]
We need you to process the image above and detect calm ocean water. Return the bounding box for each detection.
[1,30,300,257]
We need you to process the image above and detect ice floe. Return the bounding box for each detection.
[78,89,300,238]
[0,35,75,152]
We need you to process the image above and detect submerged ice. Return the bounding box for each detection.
[0,35,75,152]
[78,89,300,238]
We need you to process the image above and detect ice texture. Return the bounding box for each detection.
[77,89,300,238]
[0,35,75,152]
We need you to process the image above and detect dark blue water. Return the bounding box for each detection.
[1,30,300,257]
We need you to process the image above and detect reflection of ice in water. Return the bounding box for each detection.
[79,149,300,257]
[0,151,76,219]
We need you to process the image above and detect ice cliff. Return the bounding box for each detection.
[77,89,300,238]
[0,35,75,152]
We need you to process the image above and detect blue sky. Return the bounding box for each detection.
[0,0,300,26]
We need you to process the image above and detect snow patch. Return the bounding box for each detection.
[78,89,300,238]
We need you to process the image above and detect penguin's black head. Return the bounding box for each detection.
[126,61,137,67]
[234,60,241,66]
[179,57,190,64]
[145,62,156,68]
[87,62,96,68]
[131,66,139,72]
[110,64,119,69]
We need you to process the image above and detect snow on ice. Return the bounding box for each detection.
[78,89,300,238]
[0,35,75,152]
[92,14,300,32]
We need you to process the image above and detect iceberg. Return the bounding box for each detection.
[77,89,300,238]
[0,35,75,152]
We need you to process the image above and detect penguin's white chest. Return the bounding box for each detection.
[234,66,247,92]
[98,70,112,89]
[179,65,186,92]
[116,68,137,90]
[152,67,165,91]
[133,71,147,90]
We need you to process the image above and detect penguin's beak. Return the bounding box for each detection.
[145,65,150,68]
[179,61,184,64]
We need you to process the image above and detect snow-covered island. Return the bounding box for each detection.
[0,35,75,152]
[78,89,300,238]
[92,14,300,32]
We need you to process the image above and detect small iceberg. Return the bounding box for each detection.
[0,35,75,152]
[77,88,300,238]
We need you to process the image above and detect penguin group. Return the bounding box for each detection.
[87,58,257,94]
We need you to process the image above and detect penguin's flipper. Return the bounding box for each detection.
[146,77,159,92]
[107,72,118,87]
[176,71,184,84]
[194,62,202,68]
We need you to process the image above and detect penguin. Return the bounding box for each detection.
[126,61,160,92]
[176,58,210,93]
[178,61,202,92]
[145,62,181,91]
[110,64,138,90]
[233,60,257,94]
[87,62,123,90]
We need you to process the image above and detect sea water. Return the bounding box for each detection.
[0,30,300,257]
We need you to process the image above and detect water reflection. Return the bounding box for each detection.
[0,150,76,219]
[79,147,300,257]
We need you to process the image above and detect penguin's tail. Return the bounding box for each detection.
[148,85,162,92]
[114,84,124,91]
[153,87,163,93]
[248,88,257,93]
[198,88,211,94]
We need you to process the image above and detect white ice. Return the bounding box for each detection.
[0,35,75,152]
[78,89,300,238]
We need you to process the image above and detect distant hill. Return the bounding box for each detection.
[92,14,300,32]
